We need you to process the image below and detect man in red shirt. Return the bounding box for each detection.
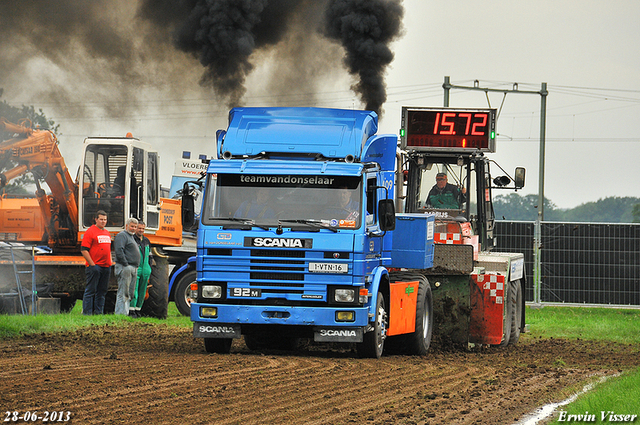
[81,210,112,315]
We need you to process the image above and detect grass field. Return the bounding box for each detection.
[522,306,640,424]
[1,303,638,423]
[0,301,191,339]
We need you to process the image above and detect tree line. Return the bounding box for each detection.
[493,193,640,223]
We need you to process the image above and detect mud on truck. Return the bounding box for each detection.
[0,117,197,317]
[187,106,526,357]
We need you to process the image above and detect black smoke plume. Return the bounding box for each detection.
[324,0,404,114]
[139,0,404,114]
[0,0,404,117]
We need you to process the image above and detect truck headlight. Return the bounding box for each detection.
[202,285,222,299]
[334,289,355,303]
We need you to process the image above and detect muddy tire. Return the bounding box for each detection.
[204,338,232,354]
[497,279,512,347]
[141,255,169,319]
[174,270,196,317]
[357,292,387,359]
[509,279,523,345]
[386,272,433,355]
[407,276,433,355]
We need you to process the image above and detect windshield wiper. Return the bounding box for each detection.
[213,217,270,231]
[278,219,338,233]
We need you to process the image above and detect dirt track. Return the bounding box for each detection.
[1,323,637,425]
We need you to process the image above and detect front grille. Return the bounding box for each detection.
[251,249,305,258]
[250,282,304,287]
[204,247,355,305]
[250,272,305,281]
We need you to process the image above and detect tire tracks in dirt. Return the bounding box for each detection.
[1,324,638,425]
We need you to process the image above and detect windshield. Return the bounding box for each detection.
[416,162,476,219]
[202,173,363,229]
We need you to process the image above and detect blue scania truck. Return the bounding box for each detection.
[187,106,526,358]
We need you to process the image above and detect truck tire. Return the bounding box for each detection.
[204,338,232,354]
[356,292,387,359]
[508,279,523,345]
[174,270,196,317]
[407,276,433,355]
[387,272,433,355]
[141,255,169,319]
[497,279,512,347]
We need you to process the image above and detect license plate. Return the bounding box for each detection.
[229,287,262,297]
[308,262,348,273]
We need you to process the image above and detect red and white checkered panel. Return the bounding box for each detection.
[434,233,462,244]
[470,272,506,345]
[475,273,504,304]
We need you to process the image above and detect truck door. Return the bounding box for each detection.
[145,151,160,229]
[364,174,383,274]
[81,144,128,228]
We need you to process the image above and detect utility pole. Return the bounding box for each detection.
[443,76,547,305]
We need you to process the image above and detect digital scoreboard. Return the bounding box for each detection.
[400,107,497,152]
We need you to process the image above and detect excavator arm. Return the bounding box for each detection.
[0,117,79,249]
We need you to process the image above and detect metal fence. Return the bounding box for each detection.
[494,221,640,307]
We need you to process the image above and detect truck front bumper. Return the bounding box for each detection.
[191,303,369,342]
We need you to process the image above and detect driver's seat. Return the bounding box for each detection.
[113,166,126,196]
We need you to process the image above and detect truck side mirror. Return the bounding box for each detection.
[514,167,526,189]
[378,199,396,231]
[181,182,196,231]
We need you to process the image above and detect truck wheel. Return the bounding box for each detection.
[174,270,196,317]
[204,338,232,354]
[497,279,513,347]
[408,276,433,355]
[356,292,387,359]
[141,255,169,319]
[508,279,523,345]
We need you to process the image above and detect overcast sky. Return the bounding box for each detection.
[2,0,639,209]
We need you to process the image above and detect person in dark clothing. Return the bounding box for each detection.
[114,217,140,315]
[426,172,466,209]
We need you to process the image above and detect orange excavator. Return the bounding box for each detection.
[0,117,187,316]
[0,117,79,249]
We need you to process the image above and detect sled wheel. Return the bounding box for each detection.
[508,279,523,345]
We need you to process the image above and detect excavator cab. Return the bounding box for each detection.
[80,137,160,231]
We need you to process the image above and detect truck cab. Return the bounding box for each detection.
[80,137,160,230]
[191,107,412,357]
